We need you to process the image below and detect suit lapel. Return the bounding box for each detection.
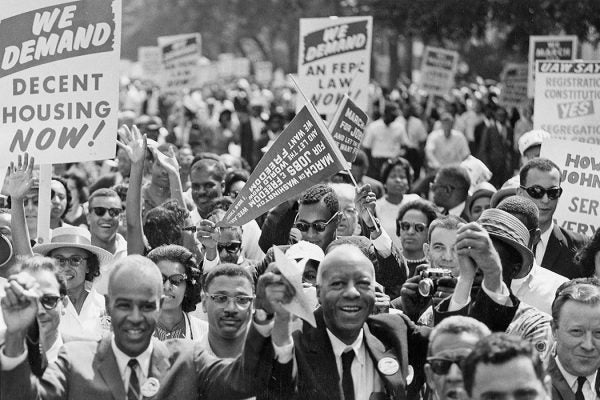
[548,357,576,400]
[542,226,563,269]
[149,339,171,382]
[96,337,126,400]
[363,323,404,399]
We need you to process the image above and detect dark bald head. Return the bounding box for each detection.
[108,255,163,299]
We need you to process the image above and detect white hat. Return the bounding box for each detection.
[518,130,550,156]
[33,226,113,266]
[286,241,325,264]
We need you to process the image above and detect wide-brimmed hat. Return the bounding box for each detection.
[478,208,534,279]
[33,226,113,266]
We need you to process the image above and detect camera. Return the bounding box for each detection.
[418,267,453,297]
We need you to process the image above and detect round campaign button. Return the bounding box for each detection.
[141,377,160,397]
[377,357,400,375]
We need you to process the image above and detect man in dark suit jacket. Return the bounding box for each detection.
[1,255,292,400]
[516,158,586,279]
[267,245,430,400]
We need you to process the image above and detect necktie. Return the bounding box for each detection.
[341,350,355,400]
[575,376,586,400]
[127,359,140,400]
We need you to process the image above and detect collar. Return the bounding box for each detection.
[448,201,466,217]
[555,356,597,391]
[540,221,554,240]
[511,260,540,289]
[326,328,366,367]
[110,335,154,380]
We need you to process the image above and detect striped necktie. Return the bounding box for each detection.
[127,358,140,400]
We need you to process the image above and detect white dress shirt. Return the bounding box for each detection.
[510,261,568,314]
[535,222,553,265]
[555,356,599,400]
[326,328,383,400]
[111,335,153,390]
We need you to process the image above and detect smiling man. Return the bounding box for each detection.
[86,189,127,259]
[269,245,430,400]
[0,255,295,399]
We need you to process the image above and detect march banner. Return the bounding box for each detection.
[219,105,346,227]
[297,16,372,118]
[137,46,162,82]
[527,35,577,98]
[418,46,459,97]
[328,94,369,166]
[498,63,528,111]
[0,0,121,165]
[540,138,600,237]
[158,33,201,93]
[533,61,600,144]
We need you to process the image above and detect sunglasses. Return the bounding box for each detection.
[399,221,427,233]
[91,207,123,218]
[162,273,187,286]
[217,242,242,253]
[520,185,563,200]
[53,255,88,267]
[39,294,62,310]
[427,354,468,375]
[294,212,340,233]
[206,293,254,309]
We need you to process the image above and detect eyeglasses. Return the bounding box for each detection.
[39,294,62,310]
[427,354,468,375]
[399,221,427,233]
[91,207,123,218]
[294,212,341,233]
[430,182,456,194]
[53,255,88,267]
[217,242,242,253]
[520,185,563,200]
[206,293,254,309]
[162,273,187,286]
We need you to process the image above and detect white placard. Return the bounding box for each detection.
[418,46,459,97]
[527,35,578,98]
[158,33,201,93]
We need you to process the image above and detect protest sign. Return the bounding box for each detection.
[533,61,600,144]
[527,35,577,98]
[137,46,162,82]
[540,138,600,237]
[0,0,121,165]
[297,16,372,118]
[254,60,273,86]
[217,53,235,80]
[418,46,459,97]
[232,57,250,78]
[219,105,346,227]
[328,94,369,166]
[196,62,219,87]
[498,63,528,111]
[158,33,201,93]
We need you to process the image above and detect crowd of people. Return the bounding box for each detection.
[0,74,599,400]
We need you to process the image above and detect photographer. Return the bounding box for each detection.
[393,215,465,323]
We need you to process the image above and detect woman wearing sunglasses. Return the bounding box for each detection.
[147,244,206,341]
[6,154,113,343]
[375,157,421,250]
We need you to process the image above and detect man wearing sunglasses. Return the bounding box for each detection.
[517,158,586,279]
[86,188,127,260]
[425,316,490,400]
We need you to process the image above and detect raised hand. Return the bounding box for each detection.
[4,153,35,200]
[196,219,219,251]
[152,145,180,176]
[354,184,376,225]
[117,125,147,163]
[1,273,40,336]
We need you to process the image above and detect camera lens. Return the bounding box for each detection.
[418,277,435,297]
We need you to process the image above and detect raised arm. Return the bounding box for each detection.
[5,153,35,258]
[118,125,147,255]
[152,145,185,207]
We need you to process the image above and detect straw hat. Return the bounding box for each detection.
[33,226,113,265]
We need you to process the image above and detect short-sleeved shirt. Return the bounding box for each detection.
[425,129,470,168]
[362,119,408,158]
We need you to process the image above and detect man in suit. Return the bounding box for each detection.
[269,244,430,400]
[462,333,551,400]
[517,158,586,279]
[430,166,471,221]
[549,278,600,400]
[0,255,293,400]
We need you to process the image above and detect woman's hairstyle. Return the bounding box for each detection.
[575,231,600,278]
[51,176,72,218]
[65,171,89,204]
[380,157,414,189]
[224,169,250,196]
[13,255,67,297]
[147,244,202,312]
[143,200,190,249]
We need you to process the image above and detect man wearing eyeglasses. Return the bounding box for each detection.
[430,166,471,221]
[425,316,490,400]
[517,158,586,279]
[86,188,127,260]
[200,264,255,359]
